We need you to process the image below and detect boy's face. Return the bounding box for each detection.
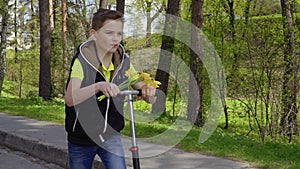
[91,19,123,55]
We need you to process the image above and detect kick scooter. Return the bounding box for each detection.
[121,90,141,169]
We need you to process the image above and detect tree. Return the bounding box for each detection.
[187,0,204,126]
[116,0,125,14]
[134,0,166,46]
[49,0,54,31]
[0,0,9,96]
[12,0,34,98]
[203,0,231,129]
[280,0,298,142]
[223,0,238,80]
[153,0,180,113]
[39,0,52,100]
[144,0,165,46]
[100,0,110,9]
[14,0,21,98]
[62,0,68,94]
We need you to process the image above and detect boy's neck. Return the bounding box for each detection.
[100,53,113,69]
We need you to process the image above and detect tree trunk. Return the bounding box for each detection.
[30,0,35,45]
[222,0,237,129]
[152,0,180,114]
[14,0,22,98]
[145,0,165,47]
[100,0,109,9]
[39,0,52,100]
[49,0,54,31]
[116,0,125,14]
[187,0,204,126]
[280,0,298,142]
[0,0,9,96]
[146,1,152,47]
[62,0,68,94]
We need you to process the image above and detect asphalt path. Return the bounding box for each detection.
[0,144,63,169]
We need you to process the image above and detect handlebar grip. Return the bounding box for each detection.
[120,90,142,96]
[137,89,142,96]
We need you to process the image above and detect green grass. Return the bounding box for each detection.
[0,97,65,125]
[0,95,300,169]
[180,128,300,169]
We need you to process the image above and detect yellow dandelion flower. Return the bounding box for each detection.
[143,78,153,85]
[140,72,151,81]
[152,80,161,88]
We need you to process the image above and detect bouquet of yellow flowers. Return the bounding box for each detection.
[97,69,161,101]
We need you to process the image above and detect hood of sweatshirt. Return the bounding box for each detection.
[79,40,125,75]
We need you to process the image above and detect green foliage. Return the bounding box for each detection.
[1,80,19,97]
[248,0,281,16]
[124,33,162,50]
[179,0,191,20]
[1,92,299,168]
[5,48,40,98]
[51,28,64,96]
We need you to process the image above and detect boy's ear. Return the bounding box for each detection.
[89,29,97,41]
[89,29,96,36]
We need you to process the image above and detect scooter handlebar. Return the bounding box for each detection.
[120,89,142,96]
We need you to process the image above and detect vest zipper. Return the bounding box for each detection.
[111,54,125,82]
[72,108,80,132]
[98,54,124,143]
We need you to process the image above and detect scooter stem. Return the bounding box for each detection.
[121,90,141,169]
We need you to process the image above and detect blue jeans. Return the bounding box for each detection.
[68,135,126,169]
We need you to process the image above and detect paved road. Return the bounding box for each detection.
[0,112,256,169]
[0,144,63,169]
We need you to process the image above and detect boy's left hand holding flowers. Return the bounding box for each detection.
[135,83,157,104]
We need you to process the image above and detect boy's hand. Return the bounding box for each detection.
[141,85,157,104]
[97,82,120,98]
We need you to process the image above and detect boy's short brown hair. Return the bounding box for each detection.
[92,8,124,31]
